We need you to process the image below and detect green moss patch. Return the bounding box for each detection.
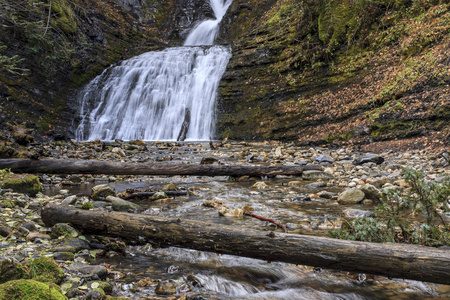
[0,174,42,196]
[29,257,65,284]
[0,279,66,300]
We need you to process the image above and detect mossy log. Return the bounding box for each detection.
[0,159,322,176]
[41,204,450,285]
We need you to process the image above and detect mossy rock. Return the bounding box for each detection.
[91,184,116,201]
[50,223,79,239]
[0,257,28,284]
[0,279,66,300]
[0,174,43,196]
[29,257,65,284]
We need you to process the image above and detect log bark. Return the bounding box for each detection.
[0,159,322,176]
[41,204,450,285]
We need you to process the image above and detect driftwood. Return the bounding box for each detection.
[124,191,188,200]
[0,159,322,176]
[177,108,191,142]
[41,204,450,285]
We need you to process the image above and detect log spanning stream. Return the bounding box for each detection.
[37,141,450,299]
[75,0,232,141]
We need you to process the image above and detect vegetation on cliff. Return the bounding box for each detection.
[218,0,449,148]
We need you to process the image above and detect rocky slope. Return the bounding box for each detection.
[217,0,449,150]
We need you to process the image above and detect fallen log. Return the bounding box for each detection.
[0,159,322,176]
[124,191,188,200]
[41,204,450,285]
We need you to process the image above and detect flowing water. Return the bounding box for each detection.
[75,0,232,141]
[43,141,450,299]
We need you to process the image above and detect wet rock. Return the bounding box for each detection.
[252,181,269,189]
[294,160,309,165]
[62,238,91,253]
[91,184,116,201]
[162,183,178,191]
[353,154,384,165]
[106,196,143,212]
[51,223,79,239]
[151,192,168,200]
[343,209,373,218]
[337,188,365,204]
[0,174,42,196]
[318,191,337,199]
[62,195,77,205]
[304,182,326,189]
[218,207,244,217]
[68,262,108,279]
[90,281,113,295]
[288,180,303,186]
[155,280,177,295]
[315,154,334,163]
[302,170,334,181]
[203,200,223,208]
[53,252,75,261]
[0,226,12,237]
[111,147,126,157]
[360,184,382,202]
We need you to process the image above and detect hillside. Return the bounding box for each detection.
[0,0,449,152]
[217,0,449,150]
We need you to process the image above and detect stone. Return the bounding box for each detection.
[68,262,108,279]
[353,154,384,165]
[91,184,116,201]
[0,174,42,196]
[155,280,177,295]
[314,154,334,163]
[200,157,219,165]
[252,181,269,189]
[0,226,12,237]
[51,223,79,239]
[26,232,51,242]
[111,147,126,157]
[304,182,326,189]
[337,188,365,204]
[302,170,334,181]
[360,184,382,202]
[161,183,178,191]
[151,192,168,200]
[53,252,75,261]
[343,209,373,218]
[62,238,91,253]
[62,195,78,205]
[218,207,244,217]
[106,196,143,212]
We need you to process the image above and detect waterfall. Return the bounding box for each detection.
[75,0,232,141]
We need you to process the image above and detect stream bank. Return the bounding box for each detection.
[0,140,449,299]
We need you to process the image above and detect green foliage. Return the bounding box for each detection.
[0,46,29,76]
[81,202,94,210]
[330,168,450,246]
[0,169,12,181]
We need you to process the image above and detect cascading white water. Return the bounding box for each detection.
[75,0,232,141]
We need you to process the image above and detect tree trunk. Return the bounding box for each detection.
[0,159,321,176]
[41,204,450,285]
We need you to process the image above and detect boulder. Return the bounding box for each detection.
[353,154,384,165]
[91,184,116,201]
[0,174,42,196]
[106,196,143,212]
[29,256,65,284]
[360,184,382,202]
[337,188,365,204]
[50,223,79,239]
[0,280,65,300]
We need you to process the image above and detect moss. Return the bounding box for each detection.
[51,0,78,34]
[0,200,15,208]
[0,259,28,284]
[0,279,66,300]
[29,257,65,285]
[0,174,43,196]
[81,202,94,210]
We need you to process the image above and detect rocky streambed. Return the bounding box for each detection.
[0,139,449,299]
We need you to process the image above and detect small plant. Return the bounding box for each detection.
[0,169,12,181]
[81,202,94,210]
[330,168,450,246]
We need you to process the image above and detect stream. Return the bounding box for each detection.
[41,141,450,299]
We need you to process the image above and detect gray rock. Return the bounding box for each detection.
[107,196,143,212]
[360,184,382,202]
[302,170,334,181]
[91,184,116,201]
[62,195,77,205]
[337,188,365,204]
[0,226,12,237]
[68,262,108,279]
[23,222,37,232]
[51,223,79,239]
[343,209,373,218]
[62,238,91,252]
[155,280,177,295]
[314,154,334,163]
[304,182,326,189]
[353,154,384,165]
